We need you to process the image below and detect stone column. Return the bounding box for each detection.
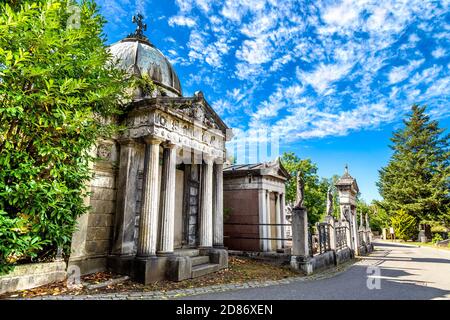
[199,155,213,248]
[275,193,282,250]
[359,211,367,245]
[365,213,372,244]
[280,193,287,249]
[290,206,313,274]
[266,190,273,252]
[258,189,268,251]
[351,209,360,255]
[112,139,139,256]
[137,137,162,258]
[157,143,177,255]
[291,208,309,256]
[213,162,224,247]
[344,220,352,250]
[325,215,336,251]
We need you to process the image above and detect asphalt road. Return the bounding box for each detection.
[183,241,450,300]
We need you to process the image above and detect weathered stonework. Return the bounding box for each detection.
[68,29,230,284]
[0,262,67,295]
[223,160,290,252]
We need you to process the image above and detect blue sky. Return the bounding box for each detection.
[97,0,450,203]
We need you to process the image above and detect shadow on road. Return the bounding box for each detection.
[374,242,419,249]
[181,263,450,300]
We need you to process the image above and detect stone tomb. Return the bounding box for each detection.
[223,159,290,252]
[68,22,229,283]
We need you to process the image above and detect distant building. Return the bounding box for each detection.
[223,159,290,252]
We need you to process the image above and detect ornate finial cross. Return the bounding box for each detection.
[128,13,149,42]
[344,164,349,174]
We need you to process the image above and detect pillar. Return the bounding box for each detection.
[266,190,273,252]
[275,193,282,250]
[199,155,213,248]
[325,215,336,251]
[280,193,287,249]
[137,137,161,258]
[291,207,309,257]
[157,143,177,255]
[213,162,224,247]
[351,209,360,255]
[258,189,268,251]
[112,139,139,256]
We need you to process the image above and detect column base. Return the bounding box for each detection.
[290,255,314,275]
[107,255,135,276]
[134,256,169,285]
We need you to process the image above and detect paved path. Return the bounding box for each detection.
[183,241,450,300]
[19,241,450,300]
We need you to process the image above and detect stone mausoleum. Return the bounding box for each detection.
[335,166,360,255]
[68,17,229,284]
[223,159,290,252]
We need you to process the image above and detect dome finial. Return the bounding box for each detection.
[344,164,349,175]
[128,13,149,42]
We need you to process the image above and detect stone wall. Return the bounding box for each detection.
[0,261,67,295]
[69,140,119,275]
[223,189,260,251]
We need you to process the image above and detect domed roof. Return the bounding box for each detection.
[109,37,182,97]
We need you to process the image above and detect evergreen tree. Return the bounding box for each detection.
[377,105,450,226]
[281,152,332,225]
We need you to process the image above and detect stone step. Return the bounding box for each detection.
[191,255,210,267]
[174,249,200,257]
[191,263,220,278]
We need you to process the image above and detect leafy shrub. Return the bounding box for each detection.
[0,0,129,273]
[391,210,418,241]
[0,211,49,274]
[432,233,443,244]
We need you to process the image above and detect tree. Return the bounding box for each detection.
[377,105,450,226]
[368,201,391,233]
[281,152,331,225]
[391,210,418,241]
[0,0,130,273]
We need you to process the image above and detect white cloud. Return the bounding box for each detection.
[432,47,446,59]
[297,63,353,94]
[236,37,273,65]
[388,59,425,84]
[159,0,450,142]
[168,15,197,28]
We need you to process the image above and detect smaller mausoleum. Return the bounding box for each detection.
[223,159,290,252]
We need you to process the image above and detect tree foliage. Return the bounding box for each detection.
[281,152,333,225]
[391,210,418,241]
[377,105,450,226]
[0,0,130,273]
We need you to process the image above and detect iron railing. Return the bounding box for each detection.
[317,223,332,254]
[335,226,348,251]
[223,222,292,241]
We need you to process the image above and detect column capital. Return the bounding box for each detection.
[143,135,163,145]
[162,141,178,150]
[117,137,139,146]
[203,154,214,165]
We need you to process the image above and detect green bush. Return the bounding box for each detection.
[432,233,444,244]
[0,0,129,274]
[0,211,49,274]
[391,209,418,241]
